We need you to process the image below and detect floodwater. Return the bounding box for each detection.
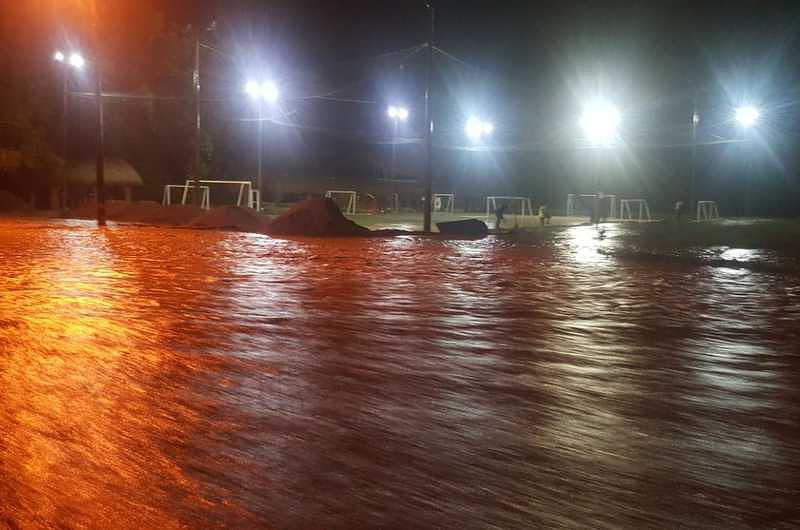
[1,218,799,528]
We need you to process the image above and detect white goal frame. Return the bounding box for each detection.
[163,184,210,210]
[697,200,720,221]
[566,193,619,219]
[619,199,651,221]
[432,193,455,213]
[325,190,357,215]
[181,179,260,210]
[486,196,534,218]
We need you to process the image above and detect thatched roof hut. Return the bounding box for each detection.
[60,158,144,188]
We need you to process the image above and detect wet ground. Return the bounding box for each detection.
[1,218,799,528]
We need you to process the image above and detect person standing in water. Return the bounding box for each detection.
[538,204,551,226]
[495,203,507,229]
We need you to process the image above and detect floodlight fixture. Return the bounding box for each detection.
[735,105,760,127]
[245,80,279,103]
[53,50,65,62]
[466,116,493,141]
[388,105,409,121]
[580,100,621,144]
[68,52,85,69]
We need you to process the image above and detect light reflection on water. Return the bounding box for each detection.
[0,218,799,528]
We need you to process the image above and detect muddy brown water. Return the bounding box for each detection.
[1,219,799,528]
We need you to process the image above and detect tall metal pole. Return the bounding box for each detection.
[91,0,105,226]
[690,92,697,213]
[61,67,69,209]
[192,32,202,206]
[95,65,106,226]
[422,3,435,233]
[257,100,263,195]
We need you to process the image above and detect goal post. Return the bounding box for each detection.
[432,193,455,213]
[325,190,357,215]
[566,193,618,219]
[163,184,210,210]
[697,200,720,221]
[181,180,259,210]
[619,199,651,221]
[486,196,534,218]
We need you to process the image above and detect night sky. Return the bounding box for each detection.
[4,0,800,213]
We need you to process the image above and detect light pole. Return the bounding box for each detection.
[580,100,621,224]
[423,2,435,233]
[735,104,760,216]
[52,51,85,209]
[387,105,409,183]
[690,94,699,213]
[245,80,279,203]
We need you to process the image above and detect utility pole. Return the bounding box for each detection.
[94,59,106,226]
[423,3,435,233]
[192,30,202,206]
[61,68,69,209]
[257,100,263,195]
[92,0,106,227]
[690,91,698,213]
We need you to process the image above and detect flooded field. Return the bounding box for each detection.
[1,218,799,528]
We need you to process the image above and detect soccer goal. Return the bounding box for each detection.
[697,200,720,221]
[566,193,619,219]
[162,184,210,210]
[486,196,534,218]
[325,190,357,215]
[433,193,455,213]
[619,199,651,221]
[181,179,260,210]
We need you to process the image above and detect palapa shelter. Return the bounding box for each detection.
[54,158,144,208]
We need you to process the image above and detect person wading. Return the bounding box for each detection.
[495,203,507,229]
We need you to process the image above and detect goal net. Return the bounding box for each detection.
[433,193,455,213]
[486,196,534,217]
[325,190,357,215]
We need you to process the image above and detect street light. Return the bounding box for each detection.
[245,80,279,103]
[580,100,621,145]
[245,80,280,199]
[52,50,87,210]
[735,105,760,127]
[53,48,105,224]
[387,105,409,121]
[465,116,493,141]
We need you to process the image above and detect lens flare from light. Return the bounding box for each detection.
[466,116,493,141]
[735,105,760,127]
[580,101,621,144]
[68,52,85,69]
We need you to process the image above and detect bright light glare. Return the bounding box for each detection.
[245,80,279,103]
[53,51,65,62]
[68,52,85,69]
[735,105,760,127]
[580,101,621,144]
[466,116,493,141]
[387,106,409,121]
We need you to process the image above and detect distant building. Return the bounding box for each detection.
[57,158,144,208]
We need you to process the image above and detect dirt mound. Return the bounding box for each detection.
[266,198,370,236]
[66,200,130,219]
[114,202,204,225]
[190,206,268,232]
[0,190,31,213]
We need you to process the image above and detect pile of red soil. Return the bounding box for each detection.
[66,200,205,225]
[114,201,204,225]
[0,190,32,213]
[266,198,370,236]
[190,206,269,232]
[66,200,130,219]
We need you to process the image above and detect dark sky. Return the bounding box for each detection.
[6,0,800,213]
